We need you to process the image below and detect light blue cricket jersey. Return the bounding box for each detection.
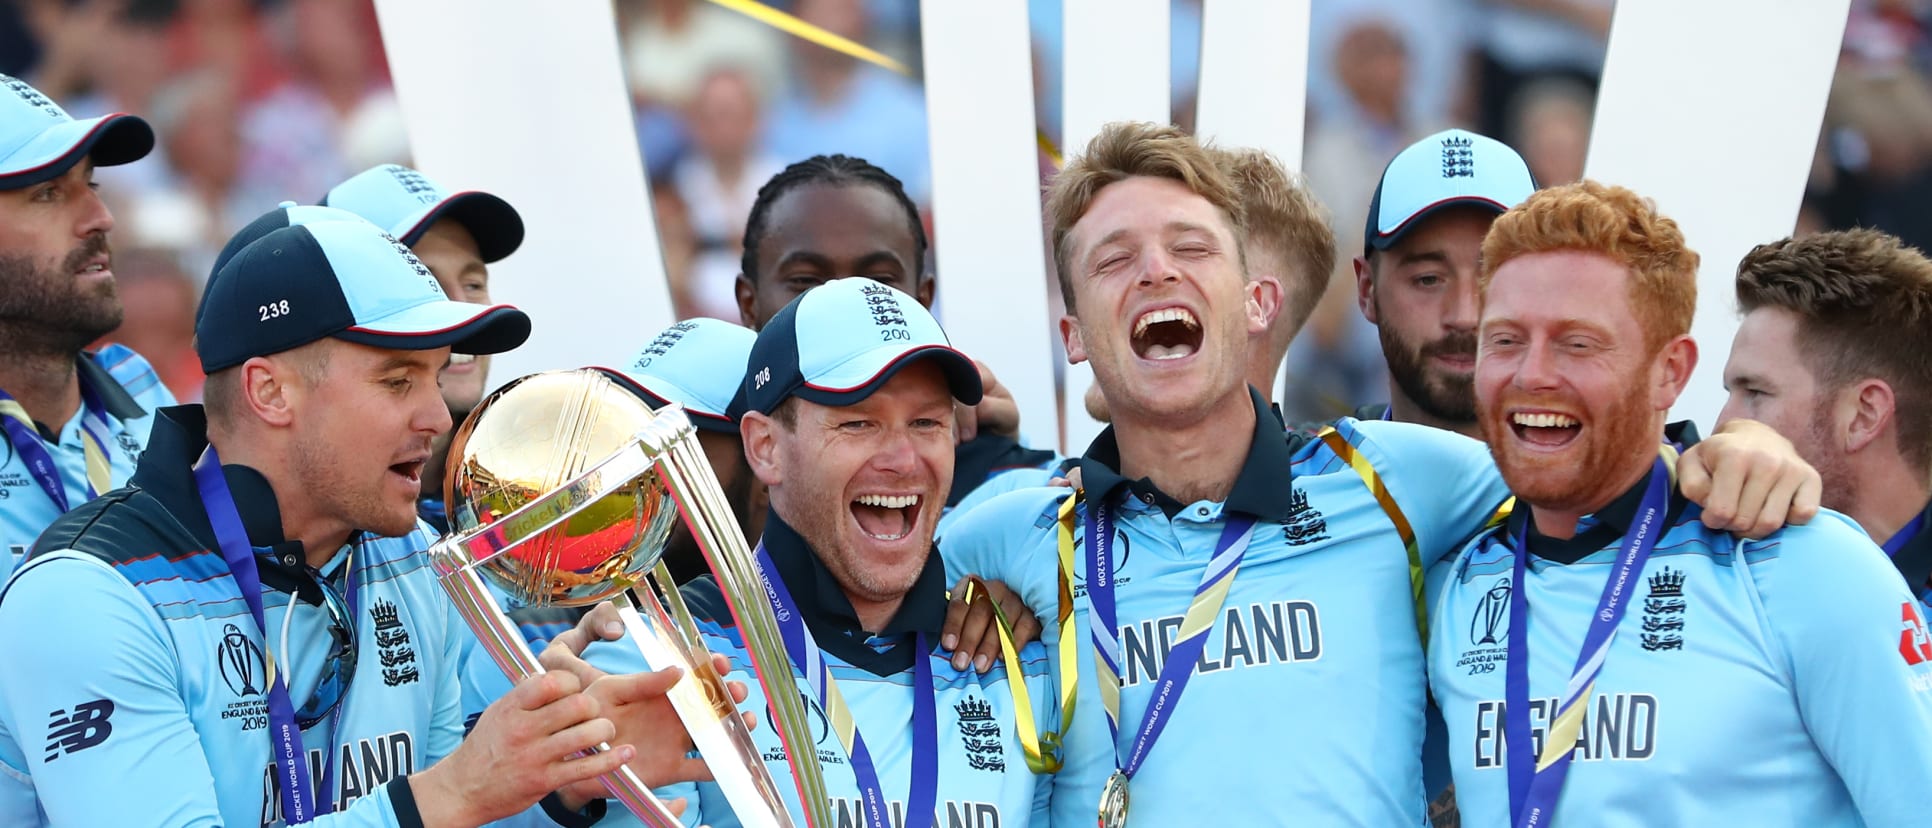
[590,514,1068,828]
[1427,475,1932,827]
[937,465,1062,539]
[0,407,464,827]
[941,391,1509,826]
[0,345,174,584]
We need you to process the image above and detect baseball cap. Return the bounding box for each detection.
[736,277,982,418]
[202,202,377,324]
[0,74,153,189]
[196,219,532,373]
[596,318,757,434]
[322,164,524,263]
[1363,128,1536,256]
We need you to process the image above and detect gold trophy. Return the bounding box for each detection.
[428,369,832,828]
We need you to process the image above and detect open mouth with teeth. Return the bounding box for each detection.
[1510,411,1581,448]
[389,460,426,488]
[851,493,920,541]
[1131,307,1203,361]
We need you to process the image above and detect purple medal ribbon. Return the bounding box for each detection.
[753,542,937,828]
[1504,457,1670,827]
[0,381,116,513]
[193,446,356,824]
[1084,499,1256,780]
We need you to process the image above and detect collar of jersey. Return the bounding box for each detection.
[1076,387,1300,523]
[1894,499,1932,594]
[135,405,333,590]
[1507,454,1692,566]
[77,348,150,421]
[760,508,947,676]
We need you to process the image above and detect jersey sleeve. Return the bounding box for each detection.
[935,488,1066,633]
[1758,515,1932,828]
[1349,420,1510,569]
[0,555,411,827]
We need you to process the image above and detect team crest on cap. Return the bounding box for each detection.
[860,283,912,341]
[2,74,63,119]
[633,321,698,370]
[1441,135,1475,178]
[382,232,443,295]
[385,164,440,204]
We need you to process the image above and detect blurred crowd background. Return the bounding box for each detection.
[5,0,1929,424]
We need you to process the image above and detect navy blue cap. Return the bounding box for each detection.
[735,278,981,418]
[196,220,531,373]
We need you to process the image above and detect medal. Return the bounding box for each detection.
[1097,769,1130,828]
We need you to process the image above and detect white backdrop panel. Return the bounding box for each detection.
[921,0,1060,452]
[1586,0,1850,430]
[373,0,672,388]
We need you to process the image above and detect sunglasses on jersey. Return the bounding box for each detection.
[278,567,359,731]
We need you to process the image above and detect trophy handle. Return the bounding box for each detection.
[431,550,686,827]
[617,562,796,828]
[638,407,835,828]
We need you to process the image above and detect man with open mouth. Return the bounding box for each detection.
[0,74,174,587]
[1430,180,1932,827]
[580,277,1094,828]
[321,163,527,535]
[942,121,1822,827]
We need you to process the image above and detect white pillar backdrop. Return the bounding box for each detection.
[921,0,1060,452]
[372,0,672,388]
[1586,0,1850,431]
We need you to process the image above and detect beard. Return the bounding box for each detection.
[1806,404,1859,515]
[0,235,123,355]
[293,427,419,541]
[1378,304,1477,424]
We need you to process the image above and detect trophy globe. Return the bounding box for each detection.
[444,368,679,607]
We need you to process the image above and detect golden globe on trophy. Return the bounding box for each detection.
[426,368,831,828]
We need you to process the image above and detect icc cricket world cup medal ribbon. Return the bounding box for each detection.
[754,543,937,828]
[1083,493,1257,828]
[1505,456,1671,828]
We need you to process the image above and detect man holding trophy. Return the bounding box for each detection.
[0,212,719,826]
[540,277,1085,827]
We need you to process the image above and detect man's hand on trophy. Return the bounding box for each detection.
[943,576,1042,673]
[410,669,643,826]
[541,603,756,793]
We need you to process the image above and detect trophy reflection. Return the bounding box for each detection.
[427,369,830,828]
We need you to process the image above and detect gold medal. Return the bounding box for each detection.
[1097,770,1130,828]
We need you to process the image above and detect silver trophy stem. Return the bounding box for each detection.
[430,547,685,826]
[637,406,834,828]
[617,565,793,828]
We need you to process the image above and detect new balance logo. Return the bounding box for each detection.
[45,700,114,761]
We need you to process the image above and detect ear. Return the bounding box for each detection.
[1247,275,1283,337]
[1841,378,1897,456]
[1354,256,1379,324]
[916,272,937,309]
[734,273,759,330]
[1059,314,1087,364]
[1649,335,1699,412]
[241,356,298,428]
[739,411,785,488]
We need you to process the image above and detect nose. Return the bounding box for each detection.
[868,427,918,476]
[1715,393,1745,428]
[420,386,453,436]
[1513,340,1562,393]
[77,186,114,239]
[1445,276,1479,333]
[1137,248,1182,288]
